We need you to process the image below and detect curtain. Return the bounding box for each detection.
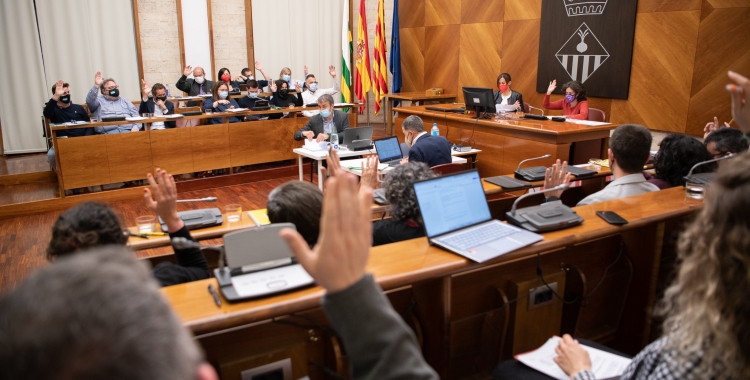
[181,0,214,79]
[0,1,49,154]
[251,0,344,90]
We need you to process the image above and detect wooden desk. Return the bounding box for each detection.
[163,188,699,378]
[394,105,617,178]
[384,92,457,134]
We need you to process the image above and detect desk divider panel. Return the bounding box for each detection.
[228,120,299,167]
[190,124,230,171]
[105,133,153,183]
[57,135,111,189]
[502,136,559,174]
[150,128,195,175]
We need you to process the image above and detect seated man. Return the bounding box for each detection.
[238,61,270,90]
[86,72,140,134]
[301,65,340,117]
[46,169,210,287]
[294,94,349,142]
[267,180,323,248]
[236,79,270,111]
[0,248,219,380]
[175,65,215,106]
[43,80,91,171]
[576,124,659,205]
[402,115,452,167]
[139,81,176,129]
[704,127,748,163]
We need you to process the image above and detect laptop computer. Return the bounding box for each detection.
[374,136,405,166]
[414,169,543,263]
[343,126,374,151]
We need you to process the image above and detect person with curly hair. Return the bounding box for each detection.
[372,161,436,246]
[47,169,209,287]
[645,134,714,189]
[543,79,589,120]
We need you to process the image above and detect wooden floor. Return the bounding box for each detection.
[0,153,49,175]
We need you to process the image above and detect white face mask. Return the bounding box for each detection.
[194,76,205,84]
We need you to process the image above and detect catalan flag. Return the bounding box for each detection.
[354,0,372,114]
[340,0,352,106]
[372,0,388,115]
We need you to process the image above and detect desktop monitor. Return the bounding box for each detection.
[462,87,495,119]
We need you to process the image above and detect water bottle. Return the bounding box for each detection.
[331,129,339,151]
[431,122,439,136]
[165,83,170,98]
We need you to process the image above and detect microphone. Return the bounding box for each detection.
[516,154,552,172]
[176,196,217,203]
[686,153,735,177]
[510,184,569,215]
[527,105,545,116]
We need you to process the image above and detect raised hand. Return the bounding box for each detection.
[553,334,591,378]
[143,168,183,233]
[94,71,104,86]
[304,65,309,75]
[141,79,151,96]
[703,116,725,139]
[547,79,557,95]
[270,81,278,93]
[280,172,373,293]
[360,154,380,190]
[728,71,750,134]
[294,82,302,92]
[53,80,66,100]
[183,65,193,76]
[254,61,263,71]
[329,65,336,77]
[543,159,570,199]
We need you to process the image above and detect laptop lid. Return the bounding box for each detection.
[344,126,374,145]
[413,169,492,239]
[374,136,403,162]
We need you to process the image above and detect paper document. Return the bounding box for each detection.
[516,336,632,380]
[568,119,611,126]
[163,114,183,118]
[303,140,330,151]
[226,108,248,113]
[52,121,88,127]
[334,102,354,107]
[125,117,147,121]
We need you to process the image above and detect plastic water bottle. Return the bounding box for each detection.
[331,129,339,151]
[165,83,170,98]
[431,123,439,136]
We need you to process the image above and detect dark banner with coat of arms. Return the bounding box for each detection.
[536,0,638,99]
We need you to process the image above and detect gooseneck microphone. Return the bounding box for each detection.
[176,196,217,203]
[527,105,545,116]
[516,154,552,172]
[686,153,735,177]
[510,184,569,215]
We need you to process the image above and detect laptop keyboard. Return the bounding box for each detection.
[441,223,516,251]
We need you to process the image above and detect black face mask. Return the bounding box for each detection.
[108,88,119,97]
[279,89,289,98]
[156,96,167,102]
[60,95,71,104]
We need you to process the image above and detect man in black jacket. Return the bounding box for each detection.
[43,80,92,171]
[175,65,214,106]
[294,94,349,142]
[139,81,176,129]
[402,115,452,167]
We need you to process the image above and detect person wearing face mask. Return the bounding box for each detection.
[236,79,271,121]
[294,94,349,142]
[279,66,307,93]
[202,82,242,124]
[269,80,303,119]
[493,73,524,111]
[238,61,270,90]
[301,65,340,117]
[176,65,215,106]
[400,115,452,167]
[44,80,92,171]
[139,80,176,130]
[86,71,140,134]
[543,79,589,120]
[217,67,241,92]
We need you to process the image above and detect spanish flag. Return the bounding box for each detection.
[354,0,372,114]
[373,0,388,115]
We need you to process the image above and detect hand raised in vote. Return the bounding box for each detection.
[329,65,336,77]
[728,71,750,134]
[321,147,343,191]
[94,71,104,86]
[553,334,591,378]
[316,133,330,143]
[547,79,557,95]
[302,130,315,140]
[270,81,278,93]
[141,79,151,96]
[254,60,263,71]
[53,80,66,100]
[143,168,183,233]
[280,172,373,293]
[304,65,309,76]
[183,65,193,76]
[360,154,380,190]
[544,159,570,200]
[703,116,729,139]
[294,82,302,93]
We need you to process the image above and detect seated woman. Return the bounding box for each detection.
[279,66,306,91]
[493,73,524,111]
[266,180,323,248]
[372,162,436,246]
[202,81,243,124]
[46,169,209,287]
[269,80,303,119]
[645,134,714,189]
[217,67,241,92]
[543,79,589,120]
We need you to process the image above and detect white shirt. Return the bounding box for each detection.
[577,173,660,206]
[411,131,428,146]
[301,78,341,117]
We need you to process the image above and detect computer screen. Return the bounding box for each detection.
[462,87,495,116]
[413,169,492,238]
[374,136,402,162]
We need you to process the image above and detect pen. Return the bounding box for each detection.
[207,284,222,307]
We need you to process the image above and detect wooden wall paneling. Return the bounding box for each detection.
[500,19,543,110]
[105,133,154,183]
[190,124,230,171]
[176,0,186,80]
[132,0,145,82]
[684,6,750,135]
[504,0,541,21]
[425,25,460,94]
[425,0,460,26]
[637,0,701,13]
[245,0,253,68]
[461,0,505,24]
[609,11,701,133]
[458,22,504,103]
[206,0,216,81]
[229,120,297,167]
[399,27,425,92]
[502,136,558,175]
[704,0,750,8]
[150,128,195,174]
[57,135,111,189]
[399,0,425,28]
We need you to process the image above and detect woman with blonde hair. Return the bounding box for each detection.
[554,153,750,379]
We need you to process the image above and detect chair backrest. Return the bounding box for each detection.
[430,163,465,176]
[399,142,410,158]
[523,102,530,113]
[175,106,202,127]
[588,108,606,122]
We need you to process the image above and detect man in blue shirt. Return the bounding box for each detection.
[43,80,91,171]
[85,71,140,134]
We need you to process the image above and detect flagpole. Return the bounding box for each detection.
[366,91,371,125]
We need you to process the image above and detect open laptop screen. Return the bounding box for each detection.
[374,136,402,162]
[413,169,492,238]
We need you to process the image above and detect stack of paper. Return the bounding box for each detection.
[303,140,329,151]
[516,336,631,380]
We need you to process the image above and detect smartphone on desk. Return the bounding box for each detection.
[596,211,628,226]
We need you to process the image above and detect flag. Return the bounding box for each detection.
[354,0,372,114]
[372,0,388,115]
[341,0,352,107]
[390,0,402,108]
